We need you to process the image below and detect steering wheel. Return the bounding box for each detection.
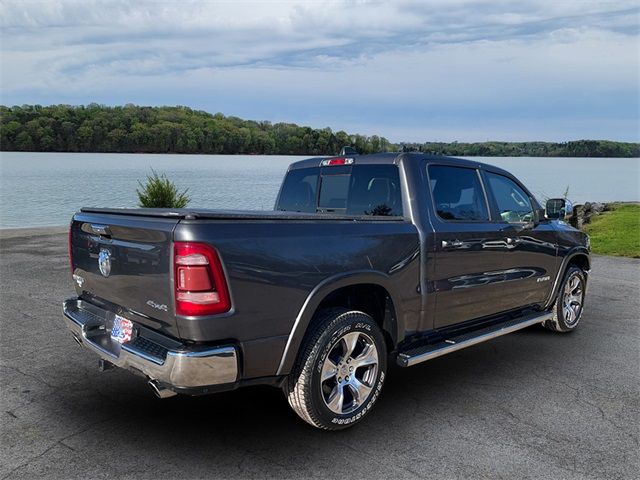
[500,210,522,223]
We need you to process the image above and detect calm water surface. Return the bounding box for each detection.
[0,152,638,228]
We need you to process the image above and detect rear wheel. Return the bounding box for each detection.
[544,266,587,332]
[284,309,387,430]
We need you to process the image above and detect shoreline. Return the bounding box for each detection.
[0,225,67,239]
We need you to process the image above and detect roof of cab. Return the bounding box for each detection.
[287,152,513,176]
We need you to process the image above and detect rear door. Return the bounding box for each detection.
[482,170,558,310]
[427,164,512,329]
[70,212,180,337]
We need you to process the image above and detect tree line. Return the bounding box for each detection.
[399,140,640,158]
[0,104,391,155]
[1,104,638,157]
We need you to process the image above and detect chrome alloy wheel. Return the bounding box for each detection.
[562,272,584,326]
[320,331,379,415]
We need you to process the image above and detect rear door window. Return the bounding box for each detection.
[428,165,489,221]
[345,165,402,216]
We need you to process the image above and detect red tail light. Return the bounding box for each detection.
[174,242,231,316]
[320,157,355,167]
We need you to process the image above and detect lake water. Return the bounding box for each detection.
[0,152,638,228]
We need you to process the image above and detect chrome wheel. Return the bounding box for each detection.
[320,331,379,415]
[562,273,584,326]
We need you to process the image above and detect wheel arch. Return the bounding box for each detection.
[276,270,404,375]
[567,252,590,271]
[544,248,591,309]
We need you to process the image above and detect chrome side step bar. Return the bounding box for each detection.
[397,311,553,367]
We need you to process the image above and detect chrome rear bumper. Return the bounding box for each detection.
[63,299,238,389]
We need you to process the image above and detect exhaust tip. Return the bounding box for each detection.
[148,380,177,399]
[72,334,82,346]
[98,359,115,372]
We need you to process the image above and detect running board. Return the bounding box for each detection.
[396,311,553,367]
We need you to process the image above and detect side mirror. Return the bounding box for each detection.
[545,198,573,221]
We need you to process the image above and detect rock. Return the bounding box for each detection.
[570,202,611,230]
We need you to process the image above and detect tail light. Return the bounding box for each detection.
[320,157,355,167]
[173,242,231,316]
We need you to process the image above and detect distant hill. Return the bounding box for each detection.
[1,104,638,157]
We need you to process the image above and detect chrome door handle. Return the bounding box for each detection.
[91,224,111,237]
[482,240,507,249]
[505,237,521,248]
[442,239,464,249]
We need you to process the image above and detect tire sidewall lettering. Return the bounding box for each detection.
[331,371,385,425]
[310,313,387,428]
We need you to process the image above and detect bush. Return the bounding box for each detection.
[137,169,190,208]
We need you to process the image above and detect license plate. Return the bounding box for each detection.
[111,315,134,344]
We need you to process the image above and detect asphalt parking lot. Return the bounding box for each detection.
[1,229,638,479]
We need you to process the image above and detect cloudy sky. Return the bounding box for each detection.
[1,0,638,142]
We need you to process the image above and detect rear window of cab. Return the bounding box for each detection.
[276,164,403,216]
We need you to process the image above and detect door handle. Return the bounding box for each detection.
[482,240,507,249]
[91,224,112,237]
[482,237,520,250]
[442,239,464,249]
[505,237,521,248]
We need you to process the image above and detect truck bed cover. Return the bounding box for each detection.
[79,207,405,222]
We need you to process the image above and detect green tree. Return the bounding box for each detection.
[14,131,34,150]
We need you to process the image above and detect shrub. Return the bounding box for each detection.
[137,169,190,208]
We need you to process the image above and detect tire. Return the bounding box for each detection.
[284,308,387,430]
[543,265,587,333]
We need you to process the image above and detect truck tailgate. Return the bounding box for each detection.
[70,212,180,337]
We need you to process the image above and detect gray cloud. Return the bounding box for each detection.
[1,0,638,141]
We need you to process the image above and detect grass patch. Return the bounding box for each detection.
[583,203,640,258]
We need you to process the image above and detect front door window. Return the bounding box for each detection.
[485,172,534,223]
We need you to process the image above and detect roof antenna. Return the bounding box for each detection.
[339,146,358,156]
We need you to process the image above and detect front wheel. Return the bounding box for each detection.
[284,309,387,430]
[544,266,587,333]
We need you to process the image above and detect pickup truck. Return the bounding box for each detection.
[63,152,590,430]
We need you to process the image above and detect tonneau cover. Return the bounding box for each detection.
[80,207,404,222]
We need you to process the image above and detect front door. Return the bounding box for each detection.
[427,164,514,330]
[482,170,558,310]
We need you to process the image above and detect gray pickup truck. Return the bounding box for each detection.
[63,152,590,430]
